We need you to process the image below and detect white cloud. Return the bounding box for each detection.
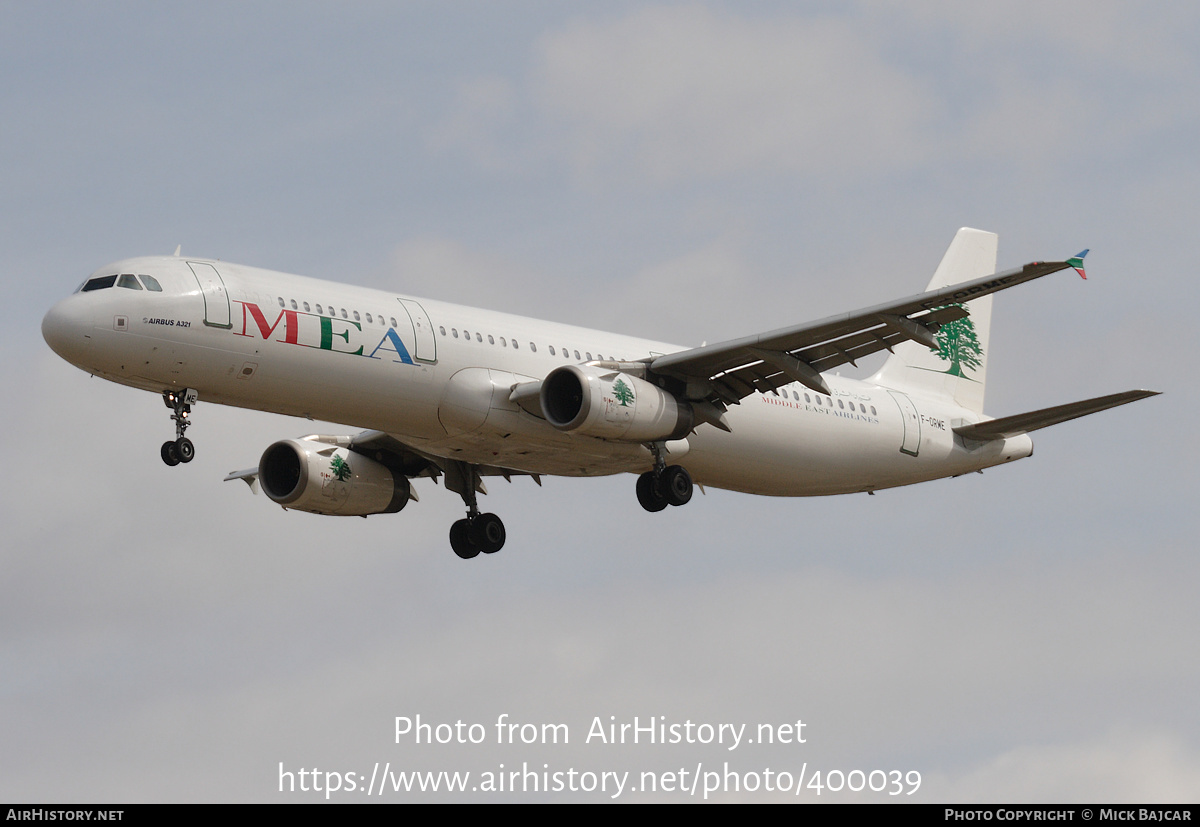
[420,3,1199,191]
[934,732,1200,803]
[427,75,522,174]
[383,236,555,318]
[533,7,938,182]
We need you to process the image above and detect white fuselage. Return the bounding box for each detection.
[42,256,1033,496]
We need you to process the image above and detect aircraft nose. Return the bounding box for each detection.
[42,296,94,366]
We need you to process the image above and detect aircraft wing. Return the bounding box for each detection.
[351,430,544,485]
[649,259,1074,403]
[224,430,543,490]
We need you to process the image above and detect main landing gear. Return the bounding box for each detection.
[160,388,198,467]
[446,461,506,560]
[636,443,693,512]
[449,512,506,560]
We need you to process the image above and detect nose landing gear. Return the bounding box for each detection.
[160,388,198,466]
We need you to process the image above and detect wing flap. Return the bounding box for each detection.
[953,390,1160,441]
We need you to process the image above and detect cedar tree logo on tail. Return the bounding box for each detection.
[933,305,984,379]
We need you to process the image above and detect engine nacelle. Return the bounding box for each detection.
[258,439,411,516]
[540,364,693,442]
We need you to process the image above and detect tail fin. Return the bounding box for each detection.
[871,227,997,413]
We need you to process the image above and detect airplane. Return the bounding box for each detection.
[42,228,1158,559]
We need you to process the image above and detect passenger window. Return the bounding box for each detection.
[365,313,372,324]
[816,397,822,406]
[277,297,285,307]
[139,275,162,292]
[340,309,347,319]
[529,342,535,352]
[805,393,811,403]
[81,275,117,292]
[585,352,592,360]
[837,399,844,409]
[549,346,556,355]
[476,333,482,343]
[452,329,459,338]
[353,310,360,322]
[793,391,799,401]
[390,317,397,328]
[870,406,877,416]
[440,326,446,336]
[316,304,323,314]
[117,274,142,290]
[303,302,311,312]
[290,299,298,310]
[488,335,494,345]
[513,340,519,350]
[500,337,507,347]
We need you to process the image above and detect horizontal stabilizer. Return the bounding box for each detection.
[953,390,1160,441]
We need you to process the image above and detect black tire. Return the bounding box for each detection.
[450,519,479,559]
[636,471,668,512]
[161,440,180,467]
[470,513,506,554]
[175,437,195,463]
[663,465,693,507]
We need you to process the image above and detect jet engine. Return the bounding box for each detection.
[540,364,693,442]
[257,439,411,516]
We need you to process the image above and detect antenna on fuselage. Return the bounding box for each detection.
[173,245,181,257]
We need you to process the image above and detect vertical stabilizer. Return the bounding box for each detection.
[871,228,997,413]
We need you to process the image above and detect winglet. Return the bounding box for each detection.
[1068,249,1088,280]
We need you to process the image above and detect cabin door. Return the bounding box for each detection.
[887,389,921,457]
[187,262,232,329]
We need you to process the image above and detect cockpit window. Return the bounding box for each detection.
[81,275,118,292]
[139,275,163,292]
[116,274,142,290]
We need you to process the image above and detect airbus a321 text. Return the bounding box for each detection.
[43,229,1157,559]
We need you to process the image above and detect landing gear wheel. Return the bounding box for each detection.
[470,513,506,554]
[175,437,195,463]
[449,519,479,559]
[663,465,693,507]
[161,441,180,467]
[636,471,669,512]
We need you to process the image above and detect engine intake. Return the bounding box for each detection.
[258,439,411,516]
[540,364,693,442]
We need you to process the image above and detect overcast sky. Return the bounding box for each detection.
[3,1,1197,802]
